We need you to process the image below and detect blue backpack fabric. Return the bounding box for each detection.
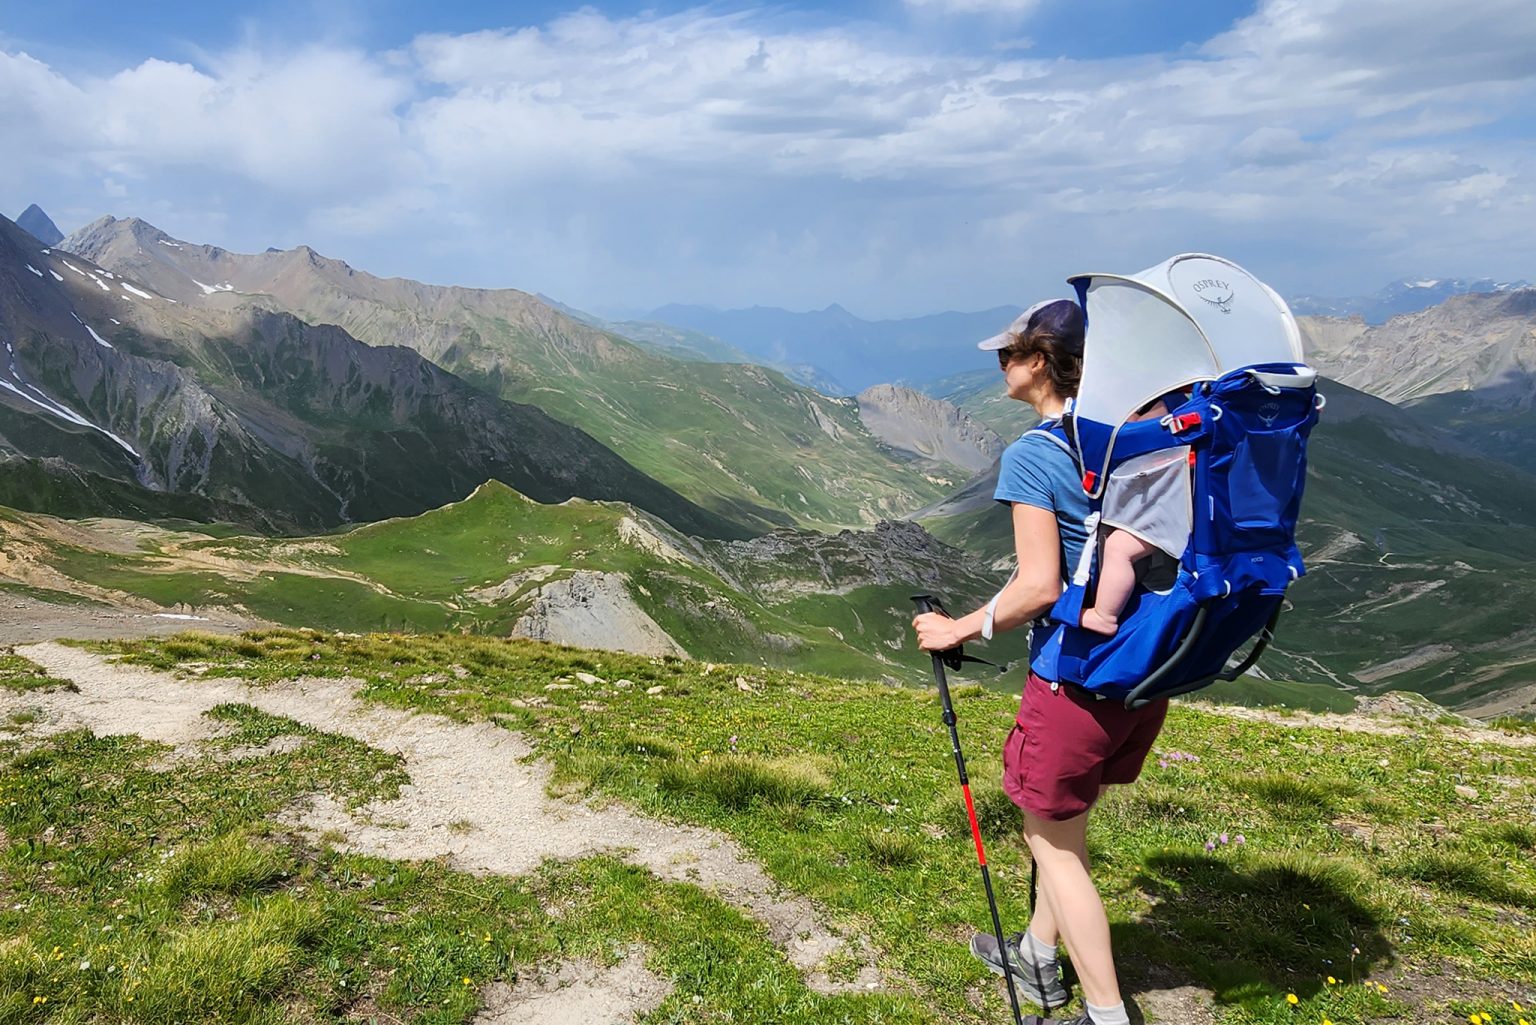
[1036,363,1320,707]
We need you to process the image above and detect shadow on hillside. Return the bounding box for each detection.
[1103,851,1393,1008]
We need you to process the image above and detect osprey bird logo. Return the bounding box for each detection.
[1192,278,1235,314]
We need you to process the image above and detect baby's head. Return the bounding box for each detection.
[1129,398,1169,423]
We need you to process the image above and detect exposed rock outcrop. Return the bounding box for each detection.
[1299,289,1536,405]
[511,571,689,658]
[856,383,1004,473]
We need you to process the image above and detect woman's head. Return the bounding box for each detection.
[979,298,1085,408]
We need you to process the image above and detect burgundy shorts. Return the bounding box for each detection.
[1002,672,1168,821]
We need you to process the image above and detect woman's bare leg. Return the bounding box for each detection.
[1022,803,1121,1008]
[1024,786,1104,948]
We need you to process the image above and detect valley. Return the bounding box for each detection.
[4,204,1536,719]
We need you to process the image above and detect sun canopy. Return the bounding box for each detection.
[1068,253,1303,432]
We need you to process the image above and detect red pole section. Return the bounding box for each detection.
[962,784,987,866]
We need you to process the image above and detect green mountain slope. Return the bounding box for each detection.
[62,217,959,531]
[1,214,745,539]
[2,481,1028,682]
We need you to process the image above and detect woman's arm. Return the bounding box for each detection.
[913,501,1065,652]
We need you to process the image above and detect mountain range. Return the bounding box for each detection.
[1300,289,1536,473]
[1289,277,1530,323]
[59,215,968,533]
[7,203,1536,716]
[634,278,1530,396]
[0,213,743,538]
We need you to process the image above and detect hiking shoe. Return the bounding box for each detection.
[969,931,1071,1009]
[1023,1016,1090,1025]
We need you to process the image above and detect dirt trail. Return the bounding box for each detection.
[0,595,264,645]
[472,947,672,1025]
[9,642,886,1016]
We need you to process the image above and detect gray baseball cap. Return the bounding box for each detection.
[977,298,1086,354]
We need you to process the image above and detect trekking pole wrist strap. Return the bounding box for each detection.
[982,568,1018,641]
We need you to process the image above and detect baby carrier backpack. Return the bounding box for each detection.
[1034,254,1321,708]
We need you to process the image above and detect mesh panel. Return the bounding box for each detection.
[1101,447,1192,559]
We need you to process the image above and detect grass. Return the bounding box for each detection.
[6,632,1534,1023]
[0,660,928,1024]
[0,649,71,693]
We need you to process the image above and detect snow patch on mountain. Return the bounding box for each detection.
[120,282,155,300]
[0,335,137,457]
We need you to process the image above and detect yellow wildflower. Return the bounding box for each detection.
[1323,1019,1334,1025]
[1514,1004,1525,1014]
[1328,976,1337,985]
[1287,994,1300,1005]
[462,976,473,986]
[1469,1016,1481,1024]
[32,996,45,1005]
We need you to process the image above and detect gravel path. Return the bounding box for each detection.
[7,642,887,1021]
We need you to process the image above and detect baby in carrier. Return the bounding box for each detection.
[1079,397,1192,636]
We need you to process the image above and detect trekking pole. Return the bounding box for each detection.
[911,594,1025,1025]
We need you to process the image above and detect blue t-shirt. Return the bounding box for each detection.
[993,426,1090,675]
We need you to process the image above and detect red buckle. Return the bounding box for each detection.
[1082,470,1098,492]
[1168,412,1203,433]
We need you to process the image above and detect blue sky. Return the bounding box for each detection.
[3,0,1533,318]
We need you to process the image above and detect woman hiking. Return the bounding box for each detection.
[911,297,1167,1025]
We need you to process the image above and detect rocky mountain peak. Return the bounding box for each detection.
[16,204,64,246]
[1301,287,1536,406]
[856,383,1004,474]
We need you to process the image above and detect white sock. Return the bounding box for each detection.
[1086,1000,1130,1025]
[1025,930,1059,967]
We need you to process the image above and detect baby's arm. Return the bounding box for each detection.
[1080,529,1159,635]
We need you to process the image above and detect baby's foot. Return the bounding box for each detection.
[1079,608,1119,636]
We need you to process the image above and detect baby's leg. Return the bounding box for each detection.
[1080,530,1159,635]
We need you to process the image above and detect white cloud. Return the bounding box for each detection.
[1231,127,1315,167]
[2,0,1533,312]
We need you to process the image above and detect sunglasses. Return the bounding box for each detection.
[997,346,1024,370]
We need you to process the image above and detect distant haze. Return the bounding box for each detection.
[644,303,1019,394]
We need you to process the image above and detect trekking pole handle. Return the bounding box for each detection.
[911,593,947,617]
[911,594,966,673]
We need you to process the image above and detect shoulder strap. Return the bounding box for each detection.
[1027,408,1083,473]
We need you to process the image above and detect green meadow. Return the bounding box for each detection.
[3,630,1531,1024]
[17,481,1030,684]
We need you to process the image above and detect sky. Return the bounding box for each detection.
[2,0,1534,318]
